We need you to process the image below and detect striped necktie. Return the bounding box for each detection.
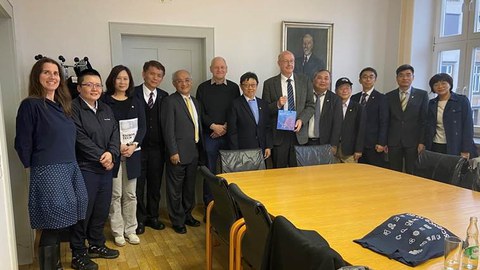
[360,92,368,106]
[185,97,199,143]
[400,91,408,111]
[287,78,295,111]
[148,92,154,109]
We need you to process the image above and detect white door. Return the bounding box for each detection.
[122,35,205,96]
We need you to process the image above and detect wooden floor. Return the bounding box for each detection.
[19,207,229,270]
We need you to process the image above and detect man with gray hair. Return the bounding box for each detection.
[161,70,202,234]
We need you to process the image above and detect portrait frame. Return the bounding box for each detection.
[282,21,333,79]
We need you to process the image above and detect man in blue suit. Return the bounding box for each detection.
[227,72,272,158]
[386,64,428,174]
[351,67,388,167]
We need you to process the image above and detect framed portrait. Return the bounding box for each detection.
[282,21,333,80]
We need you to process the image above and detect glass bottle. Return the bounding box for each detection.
[463,217,479,270]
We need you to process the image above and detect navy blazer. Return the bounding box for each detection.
[425,92,477,157]
[315,90,343,147]
[227,95,273,151]
[102,95,146,179]
[134,84,169,147]
[340,100,366,155]
[351,89,389,148]
[161,92,203,165]
[386,87,428,147]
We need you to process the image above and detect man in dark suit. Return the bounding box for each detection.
[262,50,315,168]
[334,77,366,163]
[227,72,272,158]
[133,60,169,235]
[386,64,428,174]
[294,34,326,80]
[161,70,202,234]
[306,69,342,155]
[351,67,388,167]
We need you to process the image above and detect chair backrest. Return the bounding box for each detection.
[461,157,480,191]
[413,150,467,185]
[294,144,335,167]
[199,166,241,243]
[228,183,272,270]
[261,215,346,270]
[219,148,266,173]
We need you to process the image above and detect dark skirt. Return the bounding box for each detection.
[29,162,88,229]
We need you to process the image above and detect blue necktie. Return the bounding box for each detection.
[248,99,259,124]
[287,78,295,111]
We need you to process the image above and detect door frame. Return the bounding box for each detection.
[109,22,214,81]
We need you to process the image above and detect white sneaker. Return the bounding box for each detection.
[125,233,140,245]
[114,236,126,247]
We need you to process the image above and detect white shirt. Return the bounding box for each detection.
[342,98,350,118]
[280,73,295,111]
[143,84,157,104]
[308,91,326,138]
[433,100,447,144]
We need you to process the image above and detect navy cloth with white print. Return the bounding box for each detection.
[354,213,457,266]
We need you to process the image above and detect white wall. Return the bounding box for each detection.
[11,0,401,94]
[8,0,410,264]
[411,0,435,91]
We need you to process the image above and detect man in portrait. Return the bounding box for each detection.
[294,33,326,80]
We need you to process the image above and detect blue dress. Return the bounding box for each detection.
[15,97,88,229]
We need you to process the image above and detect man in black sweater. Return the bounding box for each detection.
[196,57,240,209]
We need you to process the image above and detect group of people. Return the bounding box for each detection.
[14,50,477,270]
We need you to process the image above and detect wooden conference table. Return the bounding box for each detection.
[219,163,480,270]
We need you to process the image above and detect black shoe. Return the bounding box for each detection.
[185,217,201,227]
[136,222,145,235]
[88,245,119,259]
[172,225,187,234]
[71,253,98,270]
[145,218,165,230]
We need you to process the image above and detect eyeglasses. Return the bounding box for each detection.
[241,83,257,89]
[280,60,295,64]
[81,82,103,89]
[174,79,192,84]
[361,75,376,80]
[397,73,413,79]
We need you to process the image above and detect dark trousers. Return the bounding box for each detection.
[39,229,61,246]
[388,146,418,174]
[70,170,112,255]
[432,143,447,154]
[359,148,387,168]
[272,131,298,168]
[165,156,198,227]
[203,134,228,205]
[136,148,165,223]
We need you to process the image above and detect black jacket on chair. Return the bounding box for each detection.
[261,215,346,270]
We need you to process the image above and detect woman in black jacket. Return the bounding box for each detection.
[103,65,146,247]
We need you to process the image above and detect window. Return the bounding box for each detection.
[434,0,480,135]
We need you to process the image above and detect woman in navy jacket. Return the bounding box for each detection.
[15,57,88,270]
[425,73,477,159]
[103,65,146,247]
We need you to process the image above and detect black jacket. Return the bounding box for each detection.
[102,95,146,179]
[72,97,120,174]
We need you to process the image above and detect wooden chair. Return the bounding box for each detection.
[199,166,242,270]
[219,148,266,173]
[294,144,335,166]
[228,183,272,270]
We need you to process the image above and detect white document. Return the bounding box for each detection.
[119,118,140,151]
